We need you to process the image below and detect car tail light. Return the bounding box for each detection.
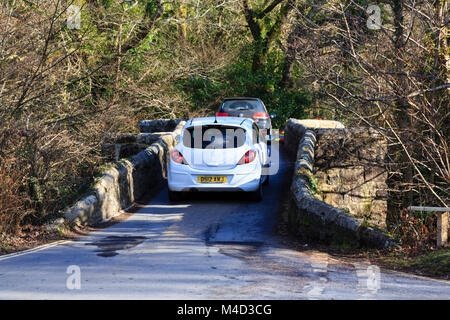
[171,150,187,164]
[237,150,257,165]
[252,112,269,120]
[216,112,228,116]
[260,129,267,134]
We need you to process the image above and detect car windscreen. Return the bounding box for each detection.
[182,125,246,149]
[220,99,264,113]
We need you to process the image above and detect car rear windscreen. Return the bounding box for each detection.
[220,99,264,113]
[182,125,246,149]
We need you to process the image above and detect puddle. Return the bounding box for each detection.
[209,241,264,259]
[203,223,220,243]
[86,235,147,257]
[204,222,265,259]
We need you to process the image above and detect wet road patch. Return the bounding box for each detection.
[209,241,264,259]
[86,235,147,257]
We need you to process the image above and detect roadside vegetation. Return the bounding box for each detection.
[0,0,448,266]
[278,190,449,280]
[0,0,310,236]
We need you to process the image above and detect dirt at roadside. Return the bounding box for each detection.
[0,187,162,256]
[0,206,137,256]
[275,193,449,281]
[0,224,83,255]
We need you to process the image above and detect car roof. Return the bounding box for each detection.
[185,117,255,129]
[222,97,261,101]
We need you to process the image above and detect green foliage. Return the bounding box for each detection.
[144,0,159,17]
[381,248,450,278]
[174,76,225,112]
[174,45,310,126]
[0,0,313,234]
[296,167,317,194]
[330,239,356,250]
[302,216,311,227]
[268,89,309,128]
[102,0,114,8]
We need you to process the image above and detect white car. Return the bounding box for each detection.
[167,117,270,201]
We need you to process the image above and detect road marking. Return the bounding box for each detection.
[0,240,73,262]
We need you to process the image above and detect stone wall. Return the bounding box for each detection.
[101,132,176,162]
[64,121,186,226]
[284,119,394,248]
[138,119,184,133]
[101,119,185,161]
[314,128,388,228]
[284,119,344,157]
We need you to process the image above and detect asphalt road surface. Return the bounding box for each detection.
[0,150,449,299]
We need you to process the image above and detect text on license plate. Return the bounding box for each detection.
[197,176,227,183]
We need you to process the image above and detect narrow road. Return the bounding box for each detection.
[0,151,449,299]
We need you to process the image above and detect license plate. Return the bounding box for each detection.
[197,176,227,183]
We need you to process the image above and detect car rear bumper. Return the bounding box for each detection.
[168,162,261,192]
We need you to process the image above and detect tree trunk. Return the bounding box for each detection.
[280,22,301,88]
[392,0,413,208]
[242,0,294,73]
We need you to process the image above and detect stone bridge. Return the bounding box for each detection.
[2,118,450,300]
[63,118,392,248]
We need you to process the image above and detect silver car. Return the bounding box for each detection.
[216,97,275,142]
